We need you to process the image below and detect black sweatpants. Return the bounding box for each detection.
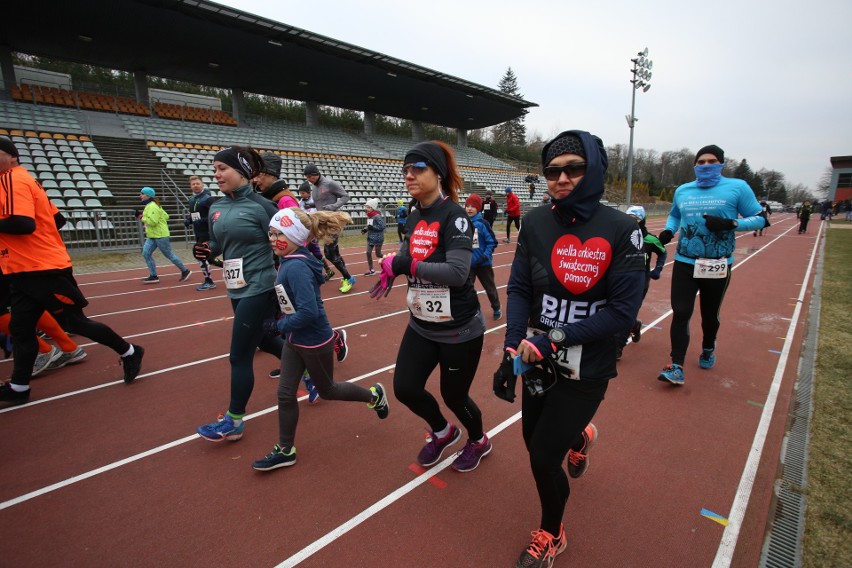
[393,324,484,441]
[227,291,284,416]
[669,260,732,365]
[324,236,351,281]
[522,379,608,535]
[8,268,130,386]
[276,338,374,450]
[506,215,521,239]
[471,264,500,312]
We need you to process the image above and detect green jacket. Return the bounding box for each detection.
[142,201,170,238]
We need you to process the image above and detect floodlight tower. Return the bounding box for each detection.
[625,48,653,206]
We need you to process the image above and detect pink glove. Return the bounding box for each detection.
[369,255,397,299]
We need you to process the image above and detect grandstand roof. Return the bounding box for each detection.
[2,0,537,130]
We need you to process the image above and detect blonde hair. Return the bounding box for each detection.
[289,208,351,244]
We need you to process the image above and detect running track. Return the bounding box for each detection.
[0,214,821,567]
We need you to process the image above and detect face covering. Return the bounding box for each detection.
[694,163,723,188]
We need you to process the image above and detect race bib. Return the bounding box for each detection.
[190,212,201,222]
[693,258,728,279]
[472,228,480,249]
[483,203,491,211]
[223,258,247,289]
[274,284,295,314]
[367,218,374,227]
[406,282,452,323]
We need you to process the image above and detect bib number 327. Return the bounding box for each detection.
[223,258,247,289]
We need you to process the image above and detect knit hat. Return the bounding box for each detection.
[626,205,646,221]
[298,181,312,194]
[140,186,155,198]
[365,198,379,210]
[0,137,19,158]
[465,193,483,212]
[694,145,724,164]
[260,152,282,177]
[504,186,512,193]
[303,163,321,177]
[541,132,586,167]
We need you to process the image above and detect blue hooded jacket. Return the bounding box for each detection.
[274,247,334,347]
[469,212,497,268]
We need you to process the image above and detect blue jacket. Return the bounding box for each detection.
[469,212,497,268]
[365,212,386,246]
[396,205,408,225]
[274,248,334,347]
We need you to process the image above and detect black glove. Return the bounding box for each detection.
[649,267,662,280]
[193,242,212,260]
[703,215,736,232]
[658,230,674,245]
[261,318,281,337]
[493,350,518,403]
[361,228,368,234]
[183,217,191,228]
[209,257,224,268]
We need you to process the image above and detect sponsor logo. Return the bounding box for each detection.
[551,235,612,293]
[409,220,440,260]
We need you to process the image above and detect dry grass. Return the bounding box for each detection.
[802,228,852,567]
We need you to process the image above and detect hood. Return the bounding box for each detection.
[282,247,325,286]
[541,129,608,222]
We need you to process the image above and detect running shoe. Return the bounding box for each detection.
[515,525,566,568]
[252,444,296,471]
[339,277,353,294]
[46,347,87,370]
[493,309,503,320]
[333,328,349,363]
[657,363,685,385]
[368,383,389,419]
[31,346,61,377]
[303,373,320,404]
[504,238,511,244]
[0,382,30,405]
[451,435,492,472]
[364,269,376,276]
[325,267,335,281]
[630,320,642,343]
[196,281,217,291]
[417,424,461,467]
[269,368,281,379]
[121,344,145,384]
[141,275,159,284]
[179,269,192,282]
[699,348,716,369]
[197,413,244,442]
[567,423,597,479]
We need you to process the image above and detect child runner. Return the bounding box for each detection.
[251,207,388,471]
[362,198,385,276]
[464,193,502,320]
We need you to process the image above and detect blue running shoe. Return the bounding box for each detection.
[303,373,320,405]
[657,363,685,385]
[252,444,296,471]
[198,413,244,442]
[699,348,716,369]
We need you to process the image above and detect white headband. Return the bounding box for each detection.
[270,208,310,246]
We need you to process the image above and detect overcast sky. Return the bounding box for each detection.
[218,0,851,190]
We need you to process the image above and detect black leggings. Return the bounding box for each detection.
[276,338,374,450]
[507,215,521,238]
[8,269,130,386]
[669,260,731,365]
[366,244,384,271]
[228,291,284,416]
[393,325,484,440]
[397,222,406,242]
[324,238,351,280]
[522,379,607,535]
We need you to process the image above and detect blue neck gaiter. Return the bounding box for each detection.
[694,163,723,188]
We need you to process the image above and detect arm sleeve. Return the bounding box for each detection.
[734,188,767,232]
[664,197,681,233]
[277,266,320,333]
[414,248,472,287]
[504,248,533,350]
[0,215,36,234]
[324,181,350,211]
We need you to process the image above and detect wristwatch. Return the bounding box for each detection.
[547,327,567,348]
[732,220,739,229]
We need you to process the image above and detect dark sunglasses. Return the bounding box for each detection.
[543,162,588,181]
[401,161,429,176]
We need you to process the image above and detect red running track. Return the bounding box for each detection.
[0,214,821,567]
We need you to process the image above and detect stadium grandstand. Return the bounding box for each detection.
[0,0,551,251]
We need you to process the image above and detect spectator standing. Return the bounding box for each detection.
[504,186,521,243]
[139,187,191,284]
[481,190,498,227]
[362,198,385,275]
[184,176,216,290]
[0,137,144,405]
[528,183,536,200]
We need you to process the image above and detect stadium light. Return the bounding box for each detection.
[625,47,653,206]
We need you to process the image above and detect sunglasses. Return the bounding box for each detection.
[401,161,429,176]
[543,162,587,181]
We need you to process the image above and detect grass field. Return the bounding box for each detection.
[802,227,852,567]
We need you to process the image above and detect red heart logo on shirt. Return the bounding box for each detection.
[551,235,612,294]
[409,220,441,260]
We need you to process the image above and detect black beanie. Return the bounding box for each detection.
[260,152,282,177]
[403,141,448,180]
[0,137,19,158]
[541,132,585,167]
[695,145,724,164]
[303,163,320,177]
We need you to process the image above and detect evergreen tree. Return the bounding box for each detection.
[492,68,527,146]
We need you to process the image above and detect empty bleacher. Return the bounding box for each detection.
[11,83,150,116]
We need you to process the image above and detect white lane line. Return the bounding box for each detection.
[712,221,823,567]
